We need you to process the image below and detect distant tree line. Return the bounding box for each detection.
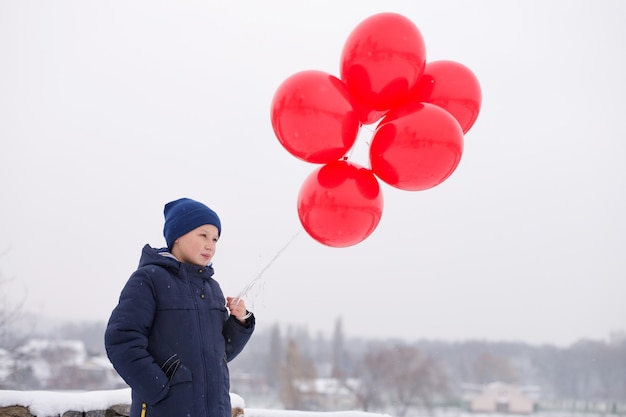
[2,284,625,414]
[229,318,626,414]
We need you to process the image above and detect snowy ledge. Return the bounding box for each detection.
[246,410,392,417]
[0,389,392,417]
[0,388,132,416]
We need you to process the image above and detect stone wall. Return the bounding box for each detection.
[0,404,129,417]
[0,404,245,417]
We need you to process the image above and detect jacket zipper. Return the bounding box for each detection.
[190,270,211,415]
[141,402,147,417]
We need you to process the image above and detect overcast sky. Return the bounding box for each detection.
[1,1,625,347]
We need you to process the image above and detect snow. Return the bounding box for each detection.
[0,389,395,417]
[0,389,245,416]
[0,388,131,416]
[0,389,619,417]
[0,389,394,417]
[246,411,390,417]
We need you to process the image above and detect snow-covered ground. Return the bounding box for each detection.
[0,389,622,417]
[0,388,132,416]
[0,389,385,417]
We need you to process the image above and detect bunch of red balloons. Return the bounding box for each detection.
[271,12,482,248]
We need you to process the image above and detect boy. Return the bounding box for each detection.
[105,198,254,417]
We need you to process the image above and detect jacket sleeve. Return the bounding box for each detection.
[104,269,171,405]
[223,313,255,362]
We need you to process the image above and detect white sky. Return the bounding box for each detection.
[1,1,625,347]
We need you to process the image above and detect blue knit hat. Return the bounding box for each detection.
[163,198,221,248]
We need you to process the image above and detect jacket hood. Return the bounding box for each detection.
[137,244,216,278]
[138,244,181,271]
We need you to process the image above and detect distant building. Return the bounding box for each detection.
[463,382,539,414]
[64,355,127,390]
[3,338,125,390]
[294,378,361,410]
[0,348,13,381]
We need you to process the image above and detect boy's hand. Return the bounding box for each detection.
[226,296,251,323]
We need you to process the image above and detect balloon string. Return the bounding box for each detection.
[235,230,301,302]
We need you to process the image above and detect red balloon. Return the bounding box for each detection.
[297,160,384,247]
[370,102,464,191]
[271,70,360,164]
[340,13,427,125]
[412,60,482,133]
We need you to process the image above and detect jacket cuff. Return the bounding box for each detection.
[235,312,255,328]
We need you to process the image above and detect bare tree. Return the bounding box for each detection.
[331,316,347,378]
[0,250,31,351]
[0,251,32,388]
[351,351,384,412]
[279,338,317,410]
[266,323,283,389]
[472,351,518,384]
[358,343,448,417]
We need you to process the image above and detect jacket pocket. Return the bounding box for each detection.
[169,361,192,385]
[147,363,194,416]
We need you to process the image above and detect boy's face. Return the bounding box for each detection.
[171,224,219,266]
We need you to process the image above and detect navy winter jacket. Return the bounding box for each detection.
[105,244,254,417]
